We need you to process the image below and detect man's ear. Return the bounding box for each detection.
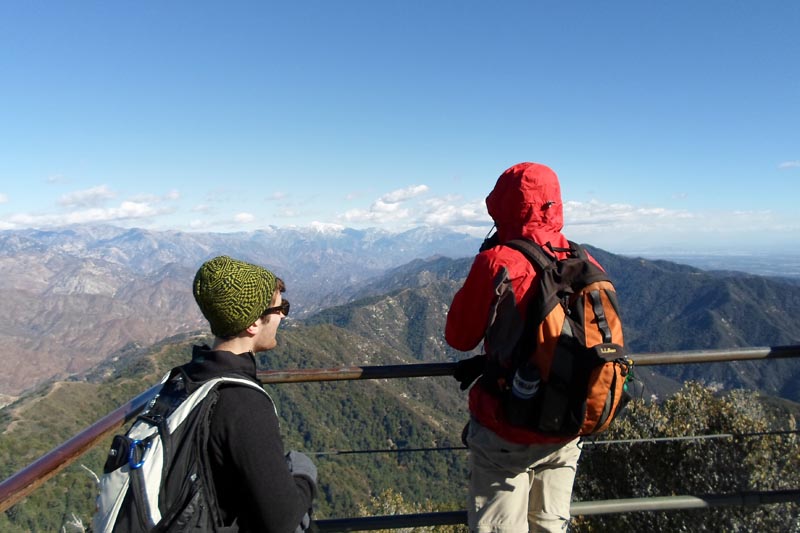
[244,319,262,336]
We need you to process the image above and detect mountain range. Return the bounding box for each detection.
[1,224,799,403]
[1,223,800,530]
[0,224,480,400]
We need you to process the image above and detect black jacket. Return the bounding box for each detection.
[181,345,314,533]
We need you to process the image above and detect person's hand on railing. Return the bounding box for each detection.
[453,354,486,390]
[286,451,318,533]
[286,450,318,487]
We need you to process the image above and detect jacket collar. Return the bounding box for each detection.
[182,344,259,382]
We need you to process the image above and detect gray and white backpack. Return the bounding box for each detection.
[93,370,272,533]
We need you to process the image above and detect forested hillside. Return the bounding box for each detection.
[0,326,470,532]
[587,246,800,401]
[1,329,797,532]
[317,248,800,401]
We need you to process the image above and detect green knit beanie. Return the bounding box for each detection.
[193,256,278,337]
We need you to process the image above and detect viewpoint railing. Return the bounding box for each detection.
[313,489,800,532]
[1,344,799,523]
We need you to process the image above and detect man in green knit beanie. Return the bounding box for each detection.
[189,256,317,531]
[96,255,316,533]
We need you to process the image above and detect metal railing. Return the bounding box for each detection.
[314,489,800,531]
[1,344,799,517]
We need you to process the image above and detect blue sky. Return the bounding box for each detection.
[0,1,798,254]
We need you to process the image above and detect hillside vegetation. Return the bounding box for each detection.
[0,326,470,531]
[1,327,798,531]
[1,239,800,531]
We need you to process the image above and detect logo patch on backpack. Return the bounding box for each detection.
[488,239,631,437]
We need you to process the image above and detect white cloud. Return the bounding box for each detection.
[563,200,692,227]
[58,185,116,208]
[203,211,262,230]
[3,178,795,254]
[371,200,404,214]
[115,201,160,218]
[334,186,799,251]
[130,191,181,204]
[341,206,412,225]
[339,185,432,226]
[129,193,160,203]
[189,219,211,229]
[0,186,188,230]
[380,185,429,203]
[420,198,488,228]
[778,161,800,170]
[559,200,800,252]
[7,201,170,227]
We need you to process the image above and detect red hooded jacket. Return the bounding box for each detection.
[445,162,601,444]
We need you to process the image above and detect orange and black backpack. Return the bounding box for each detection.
[486,238,632,437]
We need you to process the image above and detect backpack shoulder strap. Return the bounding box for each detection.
[567,240,584,255]
[158,375,276,527]
[213,375,276,410]
[504,238,556,271]
[159,375,275,431]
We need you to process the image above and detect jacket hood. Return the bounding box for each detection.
[485,162,564,243]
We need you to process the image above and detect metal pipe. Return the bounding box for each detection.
[313,490,800,532]
[0,382,162,513]
[316,510,466,532]
[256,345,800,384]
[1,345,799,513]
[629,344,800,366]
[572,488,800,515]
[257,361,457,383]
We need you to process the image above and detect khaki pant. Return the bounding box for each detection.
[466,420,582,533]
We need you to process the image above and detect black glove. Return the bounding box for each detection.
[453,354,486,390]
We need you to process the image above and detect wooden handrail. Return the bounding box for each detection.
[1,345,798,512]
[0,383,161,512]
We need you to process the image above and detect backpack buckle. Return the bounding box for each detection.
[128,438,152,470]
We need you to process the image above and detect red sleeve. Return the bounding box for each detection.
[445,253,496,352]
[584,249,605,271]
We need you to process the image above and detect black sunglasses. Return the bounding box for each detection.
[262,299,290,317]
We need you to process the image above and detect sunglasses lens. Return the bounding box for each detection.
[263,299,290,317]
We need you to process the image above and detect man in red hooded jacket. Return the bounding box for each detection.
[446,162,589,533]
